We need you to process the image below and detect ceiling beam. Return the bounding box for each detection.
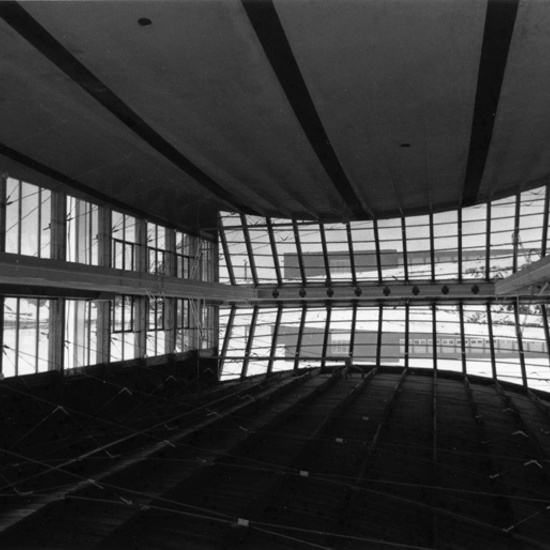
[242,0,370,219]
[462,0,519,206]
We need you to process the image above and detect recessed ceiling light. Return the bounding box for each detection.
[138,18,152,27]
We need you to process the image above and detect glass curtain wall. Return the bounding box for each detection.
[219,185,550,285]
[219,184,550,392]
[1,176,217,378]
[220,303,550,391]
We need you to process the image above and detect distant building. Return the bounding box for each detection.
[276,325,544,362]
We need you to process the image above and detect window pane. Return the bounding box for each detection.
[433,211,458,279]
[354,307,379,366]
[300,308,328,366]
[350,221,378,282]
[490,304,522,386]
[409,306,433,369]
[298,223,325,282]
[463,305,492,379]
[378,219,405,280]
[248,222,277,284]
[272,307,303,372]
[435,305,462,373]
[462,203,487,279]
[517,187,545,271]
[380,306,406,367]
[406,215,431,279]
[490,196,516,278]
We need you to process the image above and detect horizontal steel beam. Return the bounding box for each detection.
[3,252,549,306]
[253,280,550,304]
[0,252,256,302]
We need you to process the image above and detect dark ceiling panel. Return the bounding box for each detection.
[0,2,249,214]
[0,16,228,234]
[21,0,350,221]
[273,0,486,216]
[0,0,544,225]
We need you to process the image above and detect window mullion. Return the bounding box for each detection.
[346,222,357,286]
[292,220,306,286]
[266,218,282,287]
[241,214,258,286]
[319,223,332,288]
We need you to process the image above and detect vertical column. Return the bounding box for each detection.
[219,305,236,379]
[404,302,410,369]
[319,223,332,288]
[96,206,111,364]
[349,302,357,358]
[321,304,332,371]
[241,214,258,286]
[513,193,520,274]
[292,220,306,286]
[266,218,282,286]
[432,303,438,370]
[376,304,383,365]
[373,220,382,283]
[401,217,409,282]
[242,306,258,378]
[70,200,88,367]
[211,240,220,353]
[191,235,205,351]
[50,190,66,261]
[75,199,88,263]
[458,302,467,376]
[457,207,463,282]
[542,185,549,258]
[485,202,492,280]
[48,191,66,371]
[267,305,282,374]
[164,228,176,354]
[294,305,306,370]
[48,298,64,372]
[429,212,436,281]
[134,218,147,358]
[17,180,22,254]
[346,222,357,287]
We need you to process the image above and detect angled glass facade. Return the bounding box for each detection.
[219,185,550,392]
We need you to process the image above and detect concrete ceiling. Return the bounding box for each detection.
[0,0,548,235]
